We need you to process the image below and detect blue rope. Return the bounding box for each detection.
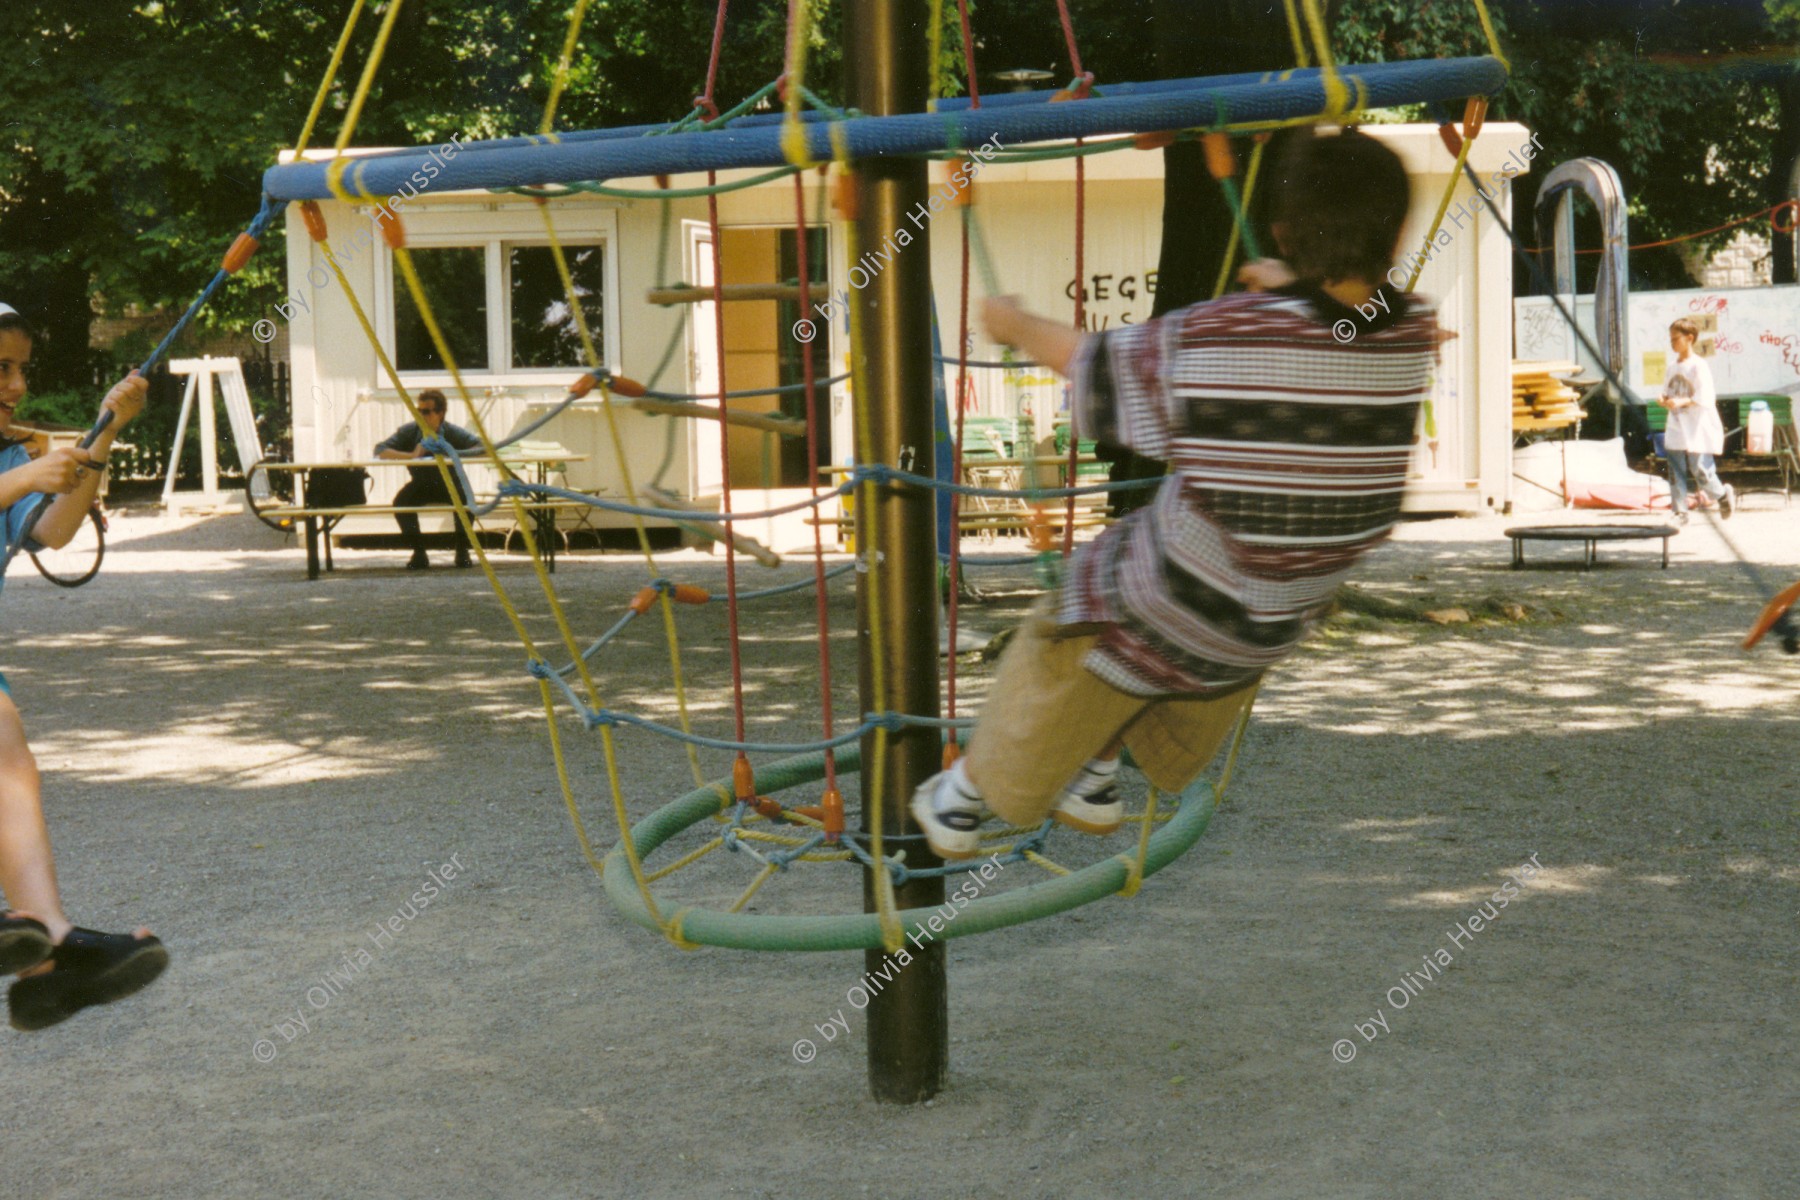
[5,197,281,569]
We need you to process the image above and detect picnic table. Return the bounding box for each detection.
[248,449,591,579]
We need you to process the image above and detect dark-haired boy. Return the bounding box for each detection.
[913,128,1444,857]
[374,388,483,569]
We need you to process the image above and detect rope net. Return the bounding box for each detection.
[115,1,1558,951]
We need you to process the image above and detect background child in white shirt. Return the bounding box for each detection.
[1658,317,1734,524]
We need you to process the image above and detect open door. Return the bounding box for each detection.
[687,220,724,499]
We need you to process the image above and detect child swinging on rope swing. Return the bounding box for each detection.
[915,128,1443,857]
[0,304,168,1029]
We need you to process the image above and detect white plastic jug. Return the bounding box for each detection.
[1747,399,1774,455]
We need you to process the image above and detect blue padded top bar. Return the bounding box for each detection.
[293,66,1346,170]
[262,56,1506,202]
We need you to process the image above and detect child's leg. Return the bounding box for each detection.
[0,694,72,943]
[1667,451,1693,513]
[958,610,1146,829]
[1114,681,1259,795]
[1690,452,1727,502]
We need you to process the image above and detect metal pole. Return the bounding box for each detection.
[847,0,947,1104]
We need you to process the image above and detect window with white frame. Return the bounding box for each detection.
[387,236,609,375]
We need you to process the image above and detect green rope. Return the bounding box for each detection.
[496,165,801,201]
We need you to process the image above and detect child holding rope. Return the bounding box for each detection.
[914,128,1443,858]
[0,303,168,1029]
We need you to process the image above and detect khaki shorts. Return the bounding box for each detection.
[963,602,1258,826]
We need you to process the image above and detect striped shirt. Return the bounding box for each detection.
[1060,282,1440,697]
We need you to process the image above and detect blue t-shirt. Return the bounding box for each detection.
[0,441,49,598]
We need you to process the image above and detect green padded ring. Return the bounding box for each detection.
[602,745,1218,951]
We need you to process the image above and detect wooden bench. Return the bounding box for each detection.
[260,498,597,580]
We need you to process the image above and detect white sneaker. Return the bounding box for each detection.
[1051,759,1124,835]
[1053,782,1124,835]
[909,769,990,860]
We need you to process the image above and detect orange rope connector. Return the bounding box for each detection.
[941,740,961,770]
[1439,97,1490,157]
[299,201,329,243]
[1202,132,1237,181]
[628,585,661,614]
[375,206,405,249]
[948,158,977,206]
[655,174,671,190]
[732,754,756,805]
[669,584,711,605]
[1462,95,1488,140]
[1026,506,1057,552]
[831,169,860,221]
[1134,130,1177,151]
[1050,71,1095,102]
[569,372,600,398]
[221,232,259,274]
[605,374,647,398]
[820,786,845,841]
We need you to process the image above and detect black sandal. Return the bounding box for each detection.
[8,927,169,1031]
[0,914,52,976]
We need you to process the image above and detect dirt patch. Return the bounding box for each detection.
[1,507,1796,1198]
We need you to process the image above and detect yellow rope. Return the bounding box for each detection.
[1022,850,1072,877]
[1117,784,1158,897]
[1404,102,1484,293]
[542,680,607,879]
[539,0,595,135]
[838,139,905,954]
[1281,0,1310,68]
[730,864,780,912]
[1470,0,1511,71]
[533,204,705,788]
[387,243,681,941]
[647,837,725,882]
[1297,0,1348,117]
[332,0,404,154]
[294,0,369,156]
[297,194,675,940]
[927,0,945,109]
[780,0,817,167]
[1212,682,1260,803]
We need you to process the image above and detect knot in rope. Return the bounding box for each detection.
[864,711,911,734]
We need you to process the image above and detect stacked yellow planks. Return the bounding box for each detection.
[1512,361,1587,432]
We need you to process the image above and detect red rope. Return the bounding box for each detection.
[793,170,841,809]
[1053,0,1084,83]
[1062,152,1085,556]
[697,0,731,117]
[956,0,982,109]
[945,0,984,740]
[1052,0,1089,555]
[1525,201,1800,254]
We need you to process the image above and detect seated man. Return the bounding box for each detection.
[913,127,1443,857]
[374,389,482,569]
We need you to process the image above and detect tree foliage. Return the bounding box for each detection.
[2,0,1797,392]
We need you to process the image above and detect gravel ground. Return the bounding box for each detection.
[0,499,1796,1200]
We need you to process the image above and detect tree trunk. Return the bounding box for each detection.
[1098,0,1294,515]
